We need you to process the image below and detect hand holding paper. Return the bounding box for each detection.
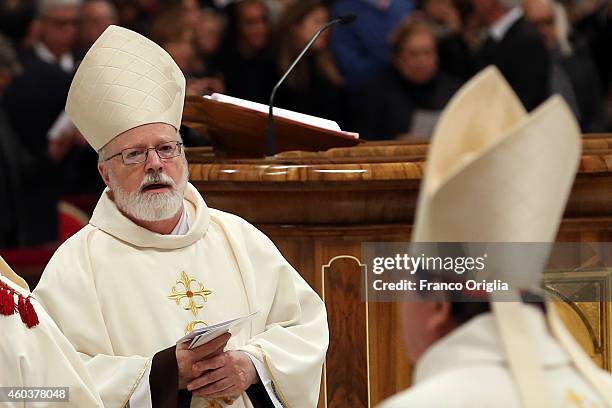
[177,311,259,350]
[187,350,258,398]
[176,332,231,389]
[175,311,260,395]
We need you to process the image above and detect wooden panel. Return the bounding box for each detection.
[322,255,368,407]
[261,226,412,407]
[544,270,612,370]
[367,301,411,403]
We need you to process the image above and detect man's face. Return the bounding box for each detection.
[471,0,495,25]
[97,123,189,222]
[80,1,116,48]
[524,0,557,48]
[39,5,79,56]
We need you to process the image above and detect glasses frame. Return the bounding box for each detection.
[103,141,184,165]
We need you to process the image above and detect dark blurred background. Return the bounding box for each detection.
[1,0,611,251]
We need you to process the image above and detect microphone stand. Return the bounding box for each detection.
[266,18,344,157]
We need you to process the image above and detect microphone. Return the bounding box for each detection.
[337,14,357,24]
[266,13,357,156]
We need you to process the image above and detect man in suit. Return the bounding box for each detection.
[0,35,31,248]
[473,0,551,111]
[524,0,607,132]
[3,0,82,246]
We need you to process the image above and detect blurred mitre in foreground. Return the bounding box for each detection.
[411,66,612,406]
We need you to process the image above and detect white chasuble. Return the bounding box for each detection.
[34,183,328,408]
[0,266,105,407]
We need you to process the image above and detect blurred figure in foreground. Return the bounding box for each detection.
[380,67,612,408]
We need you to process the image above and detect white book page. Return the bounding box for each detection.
[206,93,342,132]
[176,311,259,349]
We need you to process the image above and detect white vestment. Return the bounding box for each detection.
[0,272,104,407]
[34,183,329,408]
[379,305,612,408]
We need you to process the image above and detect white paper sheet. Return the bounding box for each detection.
[206,93,342,132]
[177,311,259,350]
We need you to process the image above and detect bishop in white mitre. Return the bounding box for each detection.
[33,25,328,408]
[380,67,612,407]
[0,256,105,407]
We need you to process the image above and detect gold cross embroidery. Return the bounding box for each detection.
[168,272,212,316]
[566,389,584,407]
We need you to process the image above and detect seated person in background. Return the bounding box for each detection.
[274,0,349,128]
[330,0,414,90]
[3,0,82,245]
[217,0,277,104]
[150,8,223,147]
[472,0,551,111]
[355,20,460,140]
[77,0,118,54]
[34,25,328,408]
[150,7,225,97]
[193,7,226,78]
[430,0,481,82]
[0,34,31,249]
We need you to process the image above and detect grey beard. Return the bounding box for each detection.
[108,166,188,222]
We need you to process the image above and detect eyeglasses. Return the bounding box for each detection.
[104,141,183,165]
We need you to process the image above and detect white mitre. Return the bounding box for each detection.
[412,66,612,406]
[412,66,580,289]
[66,25,185,151]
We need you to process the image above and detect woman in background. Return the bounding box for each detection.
[274,0,348,127]
[217,0,276,103]
[355,19,460,140]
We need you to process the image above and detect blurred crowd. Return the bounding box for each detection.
[1,0,612,248]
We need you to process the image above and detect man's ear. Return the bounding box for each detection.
[98,162,111,188]
[426,301,454,334]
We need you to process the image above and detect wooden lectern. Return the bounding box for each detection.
[184,97,612,407]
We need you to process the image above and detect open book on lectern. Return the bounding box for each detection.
[182,93,362,156]
[205,93,359,139]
